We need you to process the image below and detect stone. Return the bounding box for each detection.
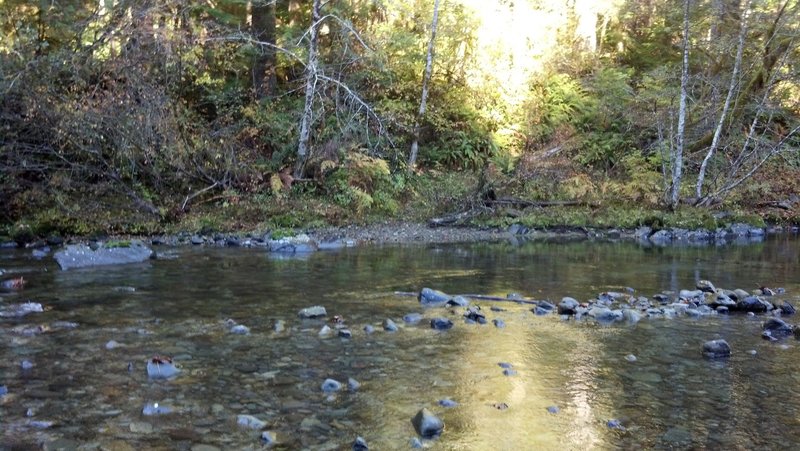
[260,431,275,446]
[411,408,444,438]
[763,318,794,338]
[622,309,641,324]
[318,325,333,337]
[533,306,551,315]
[625,354,637,362]
[338,329,353,339]
[54,241,153,270]
[230,324,250,335]
[558,297,580,315]
[348,377,361,391]
[142,402,173,416]
[438,398,458,408]
[237,414,266,429]
[736,296,773,313]
[410,438,423,448]
[299,305,327,319]
[780,302,796,315]
[273,320,286,333]
[607,419,625,430]
[703,339,731,358]
[464,306,486,323]
[497,362,513,369]
[696,280,716,292]
[493,319,506,328]
[146,357,180,379]
[419,288,451,306]
[588,307,622,322]
[363,324,375,334]
[403,313,423,324]
[0,302,44,318]
[321,378,343,392]
[382,319,398,332]
[546,406,559,414]
[503,369,518,376]
[447,296,470,307]
[430,318,454,330]
[352,436,369,451]
[190,235,204,245]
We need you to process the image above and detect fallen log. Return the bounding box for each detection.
[394,291,541,305]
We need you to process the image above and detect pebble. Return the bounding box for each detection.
[363,324,375,334]
[230,324,250,335]
[438,398,458,408]
[142,402,173,416]
[493,319,506,328]
[237,414,266,429]
[338,329,353,339]
[498,362,513,369]
[547,406,559,414]
[321,378,343,392]
[503,369,518,376]
[607,419,625,430]
[410,438,423,448]
[105,340,121,350]
[21,360,33,370]
[348,377,361,391]
[625,354,637,362]
[352,436,369,451]
[261,431,275,445]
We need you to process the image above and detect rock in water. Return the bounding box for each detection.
[763,318,794,338]
[146,356,180,379]
[321,378,343,392]
[142,402,173,416]
[54,242,153,270]
[430,318,454,330]
[702,339,731,358]
[696,280,716,293]
[418,288,451,306]
[558,297,580,315]
[411,408,444,438]
[352,436,369,451]
[383,319,398,332]
[237,414,266,430]
[298,305,327,319]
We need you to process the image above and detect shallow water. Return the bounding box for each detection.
[1,236,799,450]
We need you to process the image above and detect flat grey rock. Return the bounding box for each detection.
[54,242,153,270]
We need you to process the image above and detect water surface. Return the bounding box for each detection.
[1,236,799,450]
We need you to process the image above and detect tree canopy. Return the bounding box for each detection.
[1,0,798,235]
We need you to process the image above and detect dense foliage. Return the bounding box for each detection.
[1,0,798,237]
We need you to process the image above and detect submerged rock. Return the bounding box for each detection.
[702,339,731,358]
[229,324,250,335]
[438,398,458,408]
[142,402,173,416]
[403,313,423,324]
[411,408,444,438]
[54,241,153,270]
[298,305,327,319]
[763,318,794,338]
[546,406,560,414]
[431,318,454,330]
[0,302,43,318]
[348,378,361,391]
[464,306,486,323]
[447,296,470,307]
[780,302,796,315]
[558,297,580,315]
[321,378,343,392]
[383,319,398,332]
[352,436,369,451]
[146,356,180,379]
[419,288,451,306]
[237,414,266,430]
[736,296,773,313]
[492,319,506,328]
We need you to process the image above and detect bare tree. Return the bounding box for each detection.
[407,0,441,171]
[293,0,322,178]
[669,0,691,209]
[695,0,751,200]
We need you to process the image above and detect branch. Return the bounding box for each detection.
[181,181,221,212]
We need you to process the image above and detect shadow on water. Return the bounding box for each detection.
[1,236,799,449]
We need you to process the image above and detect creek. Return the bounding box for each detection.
[1,236,799,450]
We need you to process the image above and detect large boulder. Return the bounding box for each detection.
[419,288,451,306]
[763,318,794,338]
[736,296,773,313]
[54,241,153,270]
[558,297,580,315]
[411,408,444,438]
[702,339,731,358]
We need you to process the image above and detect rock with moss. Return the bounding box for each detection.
[54,241,153,270]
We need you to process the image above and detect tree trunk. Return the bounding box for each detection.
[294,0,321,178]
[252,0,277,99]
[670,0,690,209]
[407,0,441,171]
[696,0,751,201]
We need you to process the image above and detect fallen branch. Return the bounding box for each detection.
[428,208,486,227]
[487,198,599,208]
[394,291,541,305]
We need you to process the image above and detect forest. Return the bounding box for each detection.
[1,0,798,239]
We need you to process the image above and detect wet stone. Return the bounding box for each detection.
[403,313,423,324]
[352,436,369,451]
[363,325,375,334]
[260,431,275,446]
[438,398,458,408]
[411,408,444,438]
[142,402,173,416]
[299,305,327,319]
[237,414,266,430]
[419,288,451,306]
[430,318,454,330]
[347,378,361,391]
[703,339,731,358]
[382,319,398,332]
[493,319,506,328]
[547,406,560,414]
[503,369,518,376]
[321,378,343,392]
[230,324,250,335]
[607,419,625,430]
[338,329,353,339]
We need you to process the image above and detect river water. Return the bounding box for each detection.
[1,236,799,450]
